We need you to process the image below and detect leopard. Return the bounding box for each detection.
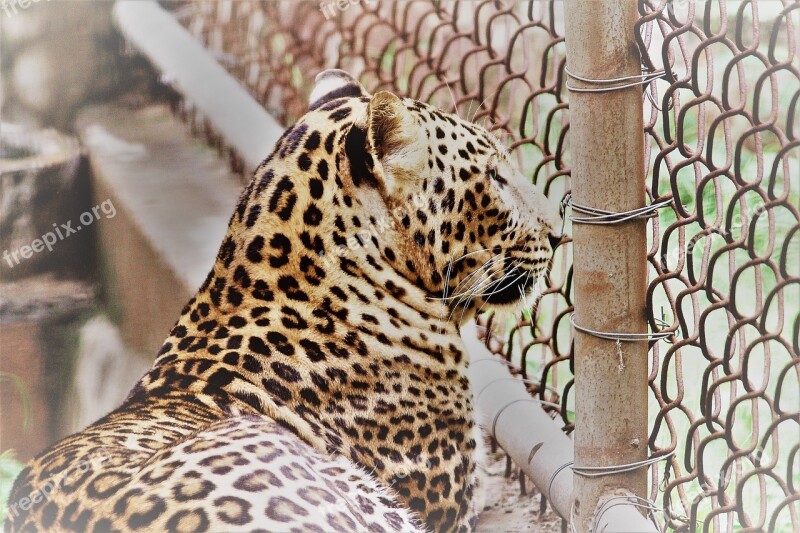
[5,69,562,533]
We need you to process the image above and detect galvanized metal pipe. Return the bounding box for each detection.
[462,323,575,518]
[461,323,657,531]
[113,0,284,174]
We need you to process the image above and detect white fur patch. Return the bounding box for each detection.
[309,69,364,107]
[309,76,346,106]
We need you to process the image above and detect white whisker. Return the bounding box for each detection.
[438,253,456,326]
[475,274,525,315]
[443,77,460,118]
[460,261,526,323]
[469,89,499,123]
[448,264,503,323]
[453,255,517,303]
[451,247,492,264]
[426,247,495,302]
[471,261,525,299]
[446,253,504,300]
[447,265,498,322]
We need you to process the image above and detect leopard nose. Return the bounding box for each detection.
[548,232,563,250]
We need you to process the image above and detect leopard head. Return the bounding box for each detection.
[306,70,563,324]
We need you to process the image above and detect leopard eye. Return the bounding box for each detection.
[487,167,507,185]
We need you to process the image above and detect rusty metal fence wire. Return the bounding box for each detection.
[637,2,798,530]
[165,0,799,530]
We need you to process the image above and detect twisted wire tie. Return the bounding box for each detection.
[590,493,667,533]
[560,192,677,352]
[564,65,667,93]
[569,313,673,343]
[549,451,675,525]
[546,460,575,520]
[572,451,675,478]
[561,193,674,225]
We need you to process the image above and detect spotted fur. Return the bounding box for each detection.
[6,69,561,533]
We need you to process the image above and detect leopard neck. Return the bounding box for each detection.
[148,131,467,406]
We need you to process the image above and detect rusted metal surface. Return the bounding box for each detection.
[159,1,797,529]
[564,0,650,529]
[637,1,799,530]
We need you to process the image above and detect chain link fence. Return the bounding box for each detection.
[637,1,798,530]
[167,1,798,530]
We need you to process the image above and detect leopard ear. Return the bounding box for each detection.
[309,69,369,110]
[366,91,427,186]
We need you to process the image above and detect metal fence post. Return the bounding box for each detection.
[564,1,650,529]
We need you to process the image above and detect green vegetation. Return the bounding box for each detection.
[0,373,32,526]
[0,451,24,525]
